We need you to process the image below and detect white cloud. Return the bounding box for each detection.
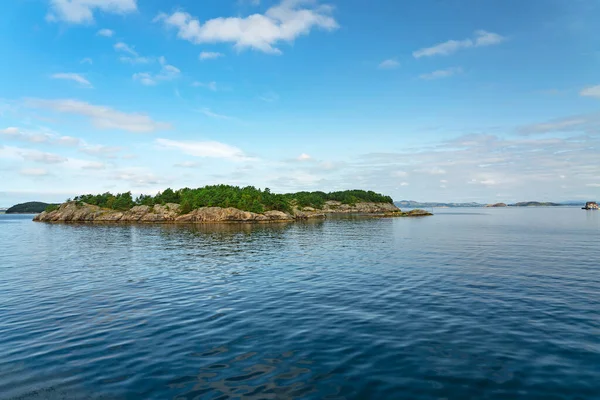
[419,67,463,80]
[1,127,53,144]
[81,162,106,170]
[580,85,600,99]
[586,183,600,187]
[80,144,122,158]
[416,167,447,175]
[56,136,82,146]
[413,30,505,58]
[1,127,22,137]
[174,161,200,168]
[133,59,181,86]
[156,138,252,161]
[110,168,169,187]
[80,57,93,64]
[97,28,115,37]
[20,168,49,177]
[392,171,408,177]
[518,114,599,135]
[132,72,156,86]
[51,73,93,88]
[27,99,171,133]
[2,127,88,148]
[114,42,154,64]
[297,153,312,161]
[199,108,234,120]
[21,151,67,164]
[199,51,224,60]
[192,81,218,91]
[120,56,152,64]
[47,0,137,24]
[155,0,339,54]
[400,182,409,186]
[114,42,138,56]
[378,59,400,69]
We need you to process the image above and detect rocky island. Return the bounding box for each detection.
[582,201,599,210]
[486,203,507,208]
[34,186,432,224]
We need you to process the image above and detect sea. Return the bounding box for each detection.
[0,208,599,400]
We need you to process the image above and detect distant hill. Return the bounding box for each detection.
[396,201,485,208]
[508,202,564,207]
[6,202,57,214]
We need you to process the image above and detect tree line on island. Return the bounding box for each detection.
[47,185,394,214]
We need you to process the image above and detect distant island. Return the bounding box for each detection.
[508,202,564,207]
[486,203,507,208]
[34,186,432,224]
[6,202,57,214]
[583,202,599,210]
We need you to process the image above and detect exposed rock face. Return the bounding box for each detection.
[34,202,294,224]
[293,201,401,219]
[486,203,507,208]
[33,200,431,224]
[583,201,599,210]
[174,207,294,223]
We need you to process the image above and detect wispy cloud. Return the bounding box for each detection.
[21,150,67,164]
[297,153,312,161]
[51,73,93,88]
[97,28,115,37]
[518,113,600,136]
[80,57,93,65]
[114,42,152,64]
[156,138,253,161]
[258,92,279,102]
[114,42,137,56]
[199,108,234,120]
[26,98,171,133]
[133,57,181,85]
[580,85,600,98]
[378,59,400,69]
[2,127,52,144]
[154,0,339,54]
[80,144,122,159]
[192,81,217,91]
[199,51,224,60]
[20,168,49,177]
[419,67,463,80]
[174,161,200,168]
[47,0,137,24]
[413,30,505,58]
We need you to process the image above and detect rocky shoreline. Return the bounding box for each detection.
[33,201,432,224]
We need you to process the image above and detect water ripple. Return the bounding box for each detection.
[0,210,599,399]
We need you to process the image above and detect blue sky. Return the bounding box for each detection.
[1,0,599,205]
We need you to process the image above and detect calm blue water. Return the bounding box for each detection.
[1,208,599,400]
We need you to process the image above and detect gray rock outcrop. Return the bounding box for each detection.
[33,200,432,224]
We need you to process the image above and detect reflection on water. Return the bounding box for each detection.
[0,209,599,399]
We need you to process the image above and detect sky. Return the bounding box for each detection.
[1,0,599,206]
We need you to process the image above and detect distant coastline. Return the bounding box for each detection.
[396,200,589,208]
